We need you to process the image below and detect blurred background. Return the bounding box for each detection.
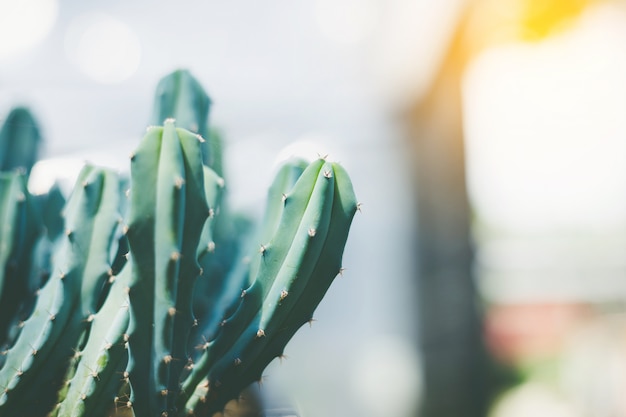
[1,0,626,416]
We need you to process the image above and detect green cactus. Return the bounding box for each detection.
[191,158,308,358]
[0,172,44,348]
[180,158,357,415]
[0,107,66,338]
[53,266,131,417]
[150,69,221,174]
[0,70,358,417]
[0,166,123,416]
[0,107,42,175]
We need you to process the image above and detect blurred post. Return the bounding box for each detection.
[405,3,486,417]
[405,0,601,415]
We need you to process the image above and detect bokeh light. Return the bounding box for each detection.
[0,0,58,60]
[64,12,141,84]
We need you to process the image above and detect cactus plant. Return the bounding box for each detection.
[0,70,358,417]
[0,107,42,175]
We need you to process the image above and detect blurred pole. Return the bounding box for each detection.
[405,2,488,416]
[403,0,603,415]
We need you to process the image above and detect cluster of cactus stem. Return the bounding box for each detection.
[0,70,358,417]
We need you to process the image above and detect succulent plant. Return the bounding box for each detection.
[0,107,42,176]
[0,71,358,417]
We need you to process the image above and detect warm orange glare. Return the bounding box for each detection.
[519,0,593,40]
[464,0,600,55]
